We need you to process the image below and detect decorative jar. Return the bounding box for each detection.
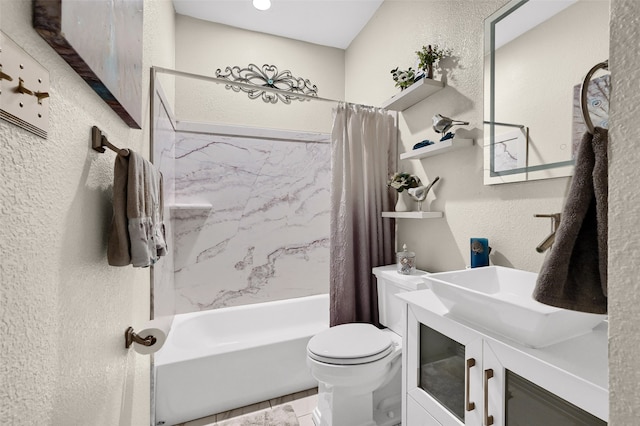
[397,244,416,275]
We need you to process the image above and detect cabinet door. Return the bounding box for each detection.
[419,323,466,421]
[503,370,607,425]
[483,340,607,426]
[406,305,482,426]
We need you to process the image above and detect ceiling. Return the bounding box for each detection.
[172,0,384,50]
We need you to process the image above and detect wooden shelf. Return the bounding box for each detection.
[168,203,213,210]
[400,138,474,160]
[381,78,445,111]
[381,211,443,219]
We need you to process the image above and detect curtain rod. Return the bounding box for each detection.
[151,66,377,108]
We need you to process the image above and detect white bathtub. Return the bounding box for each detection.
[154,294,329,426]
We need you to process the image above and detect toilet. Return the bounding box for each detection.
[307,265,428,426]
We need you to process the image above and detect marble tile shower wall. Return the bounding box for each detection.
[171,132,330,314]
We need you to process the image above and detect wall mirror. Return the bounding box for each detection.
[484,0,609,185]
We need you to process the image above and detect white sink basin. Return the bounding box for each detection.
[423,266,606,348]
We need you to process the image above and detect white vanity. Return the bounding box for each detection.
[397,288,608,425]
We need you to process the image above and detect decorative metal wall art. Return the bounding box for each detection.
[215,64,318,104]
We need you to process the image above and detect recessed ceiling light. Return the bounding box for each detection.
[253,0,271,11]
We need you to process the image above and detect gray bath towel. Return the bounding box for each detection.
[108,149,168,267]
[533,128,608,314]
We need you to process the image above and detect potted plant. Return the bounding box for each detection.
[390,67,416,91]
[416,44,452,79]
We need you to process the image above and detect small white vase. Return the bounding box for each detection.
[395,191,412,212]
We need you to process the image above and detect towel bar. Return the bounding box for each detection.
[580,60,609,134]
[91,126,129,155]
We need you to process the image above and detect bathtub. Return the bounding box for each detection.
[154,294,329,426]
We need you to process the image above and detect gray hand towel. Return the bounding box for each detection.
[108,150,168,267]
[533,128,608,314]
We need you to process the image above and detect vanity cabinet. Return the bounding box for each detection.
[401,290,608,426]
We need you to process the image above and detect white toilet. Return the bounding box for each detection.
[306,265,427,426]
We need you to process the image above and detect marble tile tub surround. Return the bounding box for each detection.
[171,131,331,313]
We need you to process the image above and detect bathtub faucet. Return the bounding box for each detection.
[534,213,561,253]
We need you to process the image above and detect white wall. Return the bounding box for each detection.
[174,15,345,134]
[0,0,175,424]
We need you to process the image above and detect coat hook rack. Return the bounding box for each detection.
[0,69,13,81]
[124,326,157,349]
[91,125,128,155]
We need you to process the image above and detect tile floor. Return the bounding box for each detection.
[178,388,318,426]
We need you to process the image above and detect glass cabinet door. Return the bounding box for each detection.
[419,324,467,422]
[505,371,607,426]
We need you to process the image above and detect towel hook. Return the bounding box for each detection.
[580,60,609,134]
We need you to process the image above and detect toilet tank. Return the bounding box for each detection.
[373,265,429,336]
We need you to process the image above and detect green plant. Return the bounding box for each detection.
[390,67,416,90]
[416,44,452,70]
[387,172,421,192]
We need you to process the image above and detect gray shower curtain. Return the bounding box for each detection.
[330,103,397,327]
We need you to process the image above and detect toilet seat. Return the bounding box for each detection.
[307,323,393,365]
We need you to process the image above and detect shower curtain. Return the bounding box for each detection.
[330,103,397,327]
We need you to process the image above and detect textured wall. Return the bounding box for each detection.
[0,1,175,425]
[174,15,345,134]
[608,0,640,423]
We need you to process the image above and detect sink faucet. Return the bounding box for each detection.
[534,213,561,253]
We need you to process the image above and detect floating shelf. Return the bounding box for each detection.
[400,138,474,160]
[381,211,443,219]
[168,203,213,210]
[381,78,445,111]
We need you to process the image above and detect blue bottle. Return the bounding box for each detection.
[470,238,490,268]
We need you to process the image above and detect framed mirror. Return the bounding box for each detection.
[484,0,609,185]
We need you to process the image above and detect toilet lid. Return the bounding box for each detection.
[307,323,393,365]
